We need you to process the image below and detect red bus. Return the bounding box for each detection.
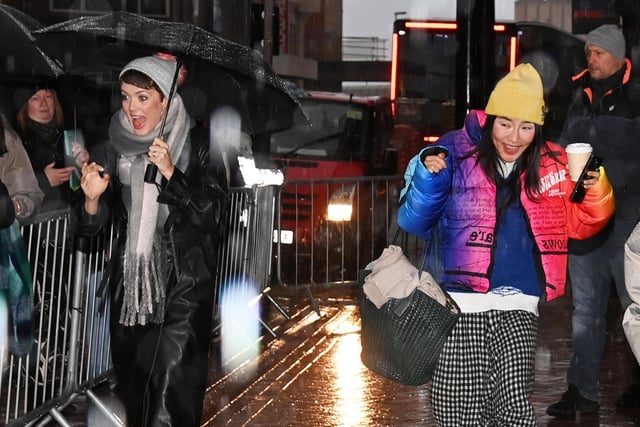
[270,91,397,281]
[391,19,587,143]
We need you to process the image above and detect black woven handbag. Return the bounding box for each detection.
[358,229,460,386]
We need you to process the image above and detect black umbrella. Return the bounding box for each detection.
[33,11,302,135]
[0,4,64,80]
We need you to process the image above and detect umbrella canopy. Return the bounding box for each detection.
[0,5,64,80]
[33,11,302,135]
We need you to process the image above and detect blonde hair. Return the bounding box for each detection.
[16,88,64,132]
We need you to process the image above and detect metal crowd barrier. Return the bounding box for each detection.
[0,184,282,426]
[214,185,289,337]
[0,176,410,424]
[273,175,405,288]
[0,208,119,427]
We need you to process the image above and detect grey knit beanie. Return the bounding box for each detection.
[119,56,177,98]
[585,24,626,61]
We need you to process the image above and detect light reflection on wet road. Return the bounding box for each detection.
[62,286,640,426]
[203,287,640,426]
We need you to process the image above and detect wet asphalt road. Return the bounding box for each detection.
[199,285,640,426]
[54,284,640,426]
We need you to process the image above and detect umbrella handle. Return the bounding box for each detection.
[144,163,159,183]
[144,56,184,184]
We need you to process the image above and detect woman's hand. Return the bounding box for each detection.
[423,152,447,174]
[583,168,601,190]
[44,162,75,186]
[148,137,175,180]
[72,142,90,168]
[81,162,109,215]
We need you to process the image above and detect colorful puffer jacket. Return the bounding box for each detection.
[398,110,615,301]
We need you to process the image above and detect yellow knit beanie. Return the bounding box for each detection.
[484,63,545,125]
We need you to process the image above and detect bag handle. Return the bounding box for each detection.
[391,225,440,317]
[391,224,438,280]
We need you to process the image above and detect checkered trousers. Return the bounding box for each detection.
[430,310,539,426]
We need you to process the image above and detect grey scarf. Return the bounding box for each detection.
[109,94,191,326]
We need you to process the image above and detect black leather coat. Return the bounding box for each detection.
[75,125,232,426]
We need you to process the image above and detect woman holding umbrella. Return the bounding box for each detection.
[77,55,232,426]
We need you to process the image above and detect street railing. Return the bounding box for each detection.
[0,207,117,426]
[214,185,288,338]
[0,184,280,426]
[342,36,389,61]
[273,175,409,288]
[0,175,410,425]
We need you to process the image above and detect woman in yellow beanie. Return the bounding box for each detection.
[397,63,615,425]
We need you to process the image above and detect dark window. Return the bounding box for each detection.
[392,21,586,141]
[51,0,80,10]
[51,0,167,16]
[51,0,122,12]
[85,0,116,12]
[125,0,137,12]
[140,0,168,16]
[395,28,510,101]
[270,99,368,161]
[517,23,587,140]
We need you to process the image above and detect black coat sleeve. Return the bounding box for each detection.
[157,134,229,233]
[0,181,15,228]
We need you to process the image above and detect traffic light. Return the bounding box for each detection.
[250,3,280,55]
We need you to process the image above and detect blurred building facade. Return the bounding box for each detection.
[14,1,635,91]
[2,0,390,91]
[515,0,574,33]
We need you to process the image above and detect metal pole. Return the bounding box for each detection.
[264,0,274,64]
[65,239,87,389]
[455,0,495,128]
[220,0,250,46]
[86,389,125,426]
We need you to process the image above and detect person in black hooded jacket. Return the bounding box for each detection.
[76,55,235,426]
[547,24,640,418]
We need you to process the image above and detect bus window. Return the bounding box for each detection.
[391,20,587,142]
[392,20,513,140]
[270,98,369,161]
[516,23,587,141]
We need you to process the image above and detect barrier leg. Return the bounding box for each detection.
[85,389,125,426]
[65,245,87,391]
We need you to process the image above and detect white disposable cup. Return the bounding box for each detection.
[566,143,593,181]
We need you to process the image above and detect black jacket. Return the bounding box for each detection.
[560,60,640,252]
[17,119,79,212]
[75,125,232,427]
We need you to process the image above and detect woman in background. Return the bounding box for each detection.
[14,86,88,212]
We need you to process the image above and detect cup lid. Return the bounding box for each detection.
[566,143,592,152]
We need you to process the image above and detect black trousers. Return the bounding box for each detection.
[109,240,215,427]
